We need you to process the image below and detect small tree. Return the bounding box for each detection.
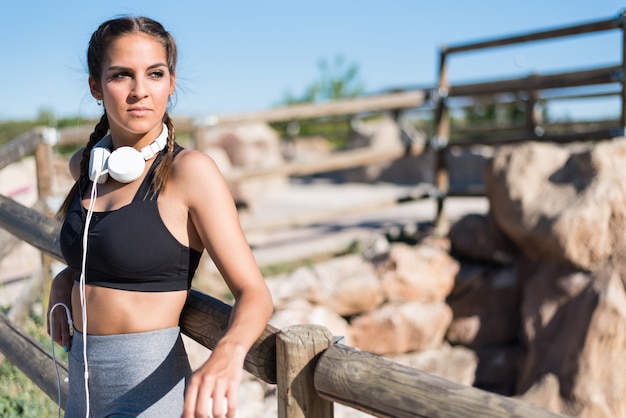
[274,55,365,149]
[282,55,365,105]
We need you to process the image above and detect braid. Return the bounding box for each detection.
[80,113,110,179]
[149,113,176,198]
[56,113,110,219]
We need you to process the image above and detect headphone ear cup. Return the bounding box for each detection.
[107,146,146,183]
[89,146,111,184]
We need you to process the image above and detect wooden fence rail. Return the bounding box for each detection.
[315,343,563,418]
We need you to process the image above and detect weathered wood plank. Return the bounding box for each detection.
[0,311,68,408]
[444,15,620,54]
[449,66,619,97]
[314,344,565,418]
[276,325,334,418]
[0,130,42,171]
[0,194,62,260]
[199,90,428,126]
[179,289,279,384]
[224,140,426,182]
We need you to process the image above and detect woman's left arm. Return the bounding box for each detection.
[178,150,273,418]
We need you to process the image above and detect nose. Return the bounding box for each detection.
[130,76,148,98]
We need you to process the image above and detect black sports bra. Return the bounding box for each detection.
[59,145,202,292]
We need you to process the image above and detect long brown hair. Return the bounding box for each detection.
[57,16,178,219]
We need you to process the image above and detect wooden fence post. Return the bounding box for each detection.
[277,324,334,418]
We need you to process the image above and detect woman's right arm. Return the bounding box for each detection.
[46,267,76,351]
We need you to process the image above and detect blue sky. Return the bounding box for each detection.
[1,1,623,121]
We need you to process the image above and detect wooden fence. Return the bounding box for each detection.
[430,10,626,228]
[190,11,626,231]
[2,11,624,417]
[0,127,565,417]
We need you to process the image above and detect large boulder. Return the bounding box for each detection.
[517,259,626,418]
[484,139,626,270]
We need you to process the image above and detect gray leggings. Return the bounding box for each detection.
[65,327,192,418]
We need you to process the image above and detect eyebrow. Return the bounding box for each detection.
[106,63,169,72]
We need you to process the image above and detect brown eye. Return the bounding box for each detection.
[112,72,130,80]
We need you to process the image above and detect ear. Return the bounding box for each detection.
[169,73,176,96]
[89,76,103,100]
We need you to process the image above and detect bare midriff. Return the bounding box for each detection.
[71,283,188,335]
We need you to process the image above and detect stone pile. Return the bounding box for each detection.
[449,139,626,417]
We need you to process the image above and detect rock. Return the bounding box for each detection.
[382,242,458,303]
[267,254,384,317]
[266,267,320,308]
[446,263,521,348]
[474,344,525,396]
[517,260,626,418]
[343,117,413,183]
[485,139,626,270]
[199,121,288,203]
[350,301,452,355]
[449,213,516,264]
[517,374,567,416]
[270,299,353,346]
[311,254,384,316]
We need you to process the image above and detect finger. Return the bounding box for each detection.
[182,381,199,418]
[210,380,230,418]
[210,396,229,418]
[226,384,238,418]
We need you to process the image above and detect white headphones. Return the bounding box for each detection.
[89,124,169,184]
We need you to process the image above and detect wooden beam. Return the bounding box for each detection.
[0,311,68,408]
[277,325,334,418]
[200,90,428,126]
[224,140,426,182]
[0,194,63,260]
[180,289,279,384]
[0,130,42,171]
[449,66,621,98]
[314,343,564,418]
[450,128,620,146]
[444,15,620,55]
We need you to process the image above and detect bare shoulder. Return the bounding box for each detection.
[68,147,86,181]
[172,148,222,178]
[170,148,229,196]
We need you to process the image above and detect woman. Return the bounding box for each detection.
[47,16,273,418]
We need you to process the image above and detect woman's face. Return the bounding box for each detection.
[89,32,175,144]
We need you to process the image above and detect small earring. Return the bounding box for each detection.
[97,100,102,106]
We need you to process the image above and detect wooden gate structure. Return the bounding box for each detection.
[1,10,625,417]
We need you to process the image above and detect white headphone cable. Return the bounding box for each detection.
[77,173,100,418]
[49,302,73,418]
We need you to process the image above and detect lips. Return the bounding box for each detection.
[128,107,151,116]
